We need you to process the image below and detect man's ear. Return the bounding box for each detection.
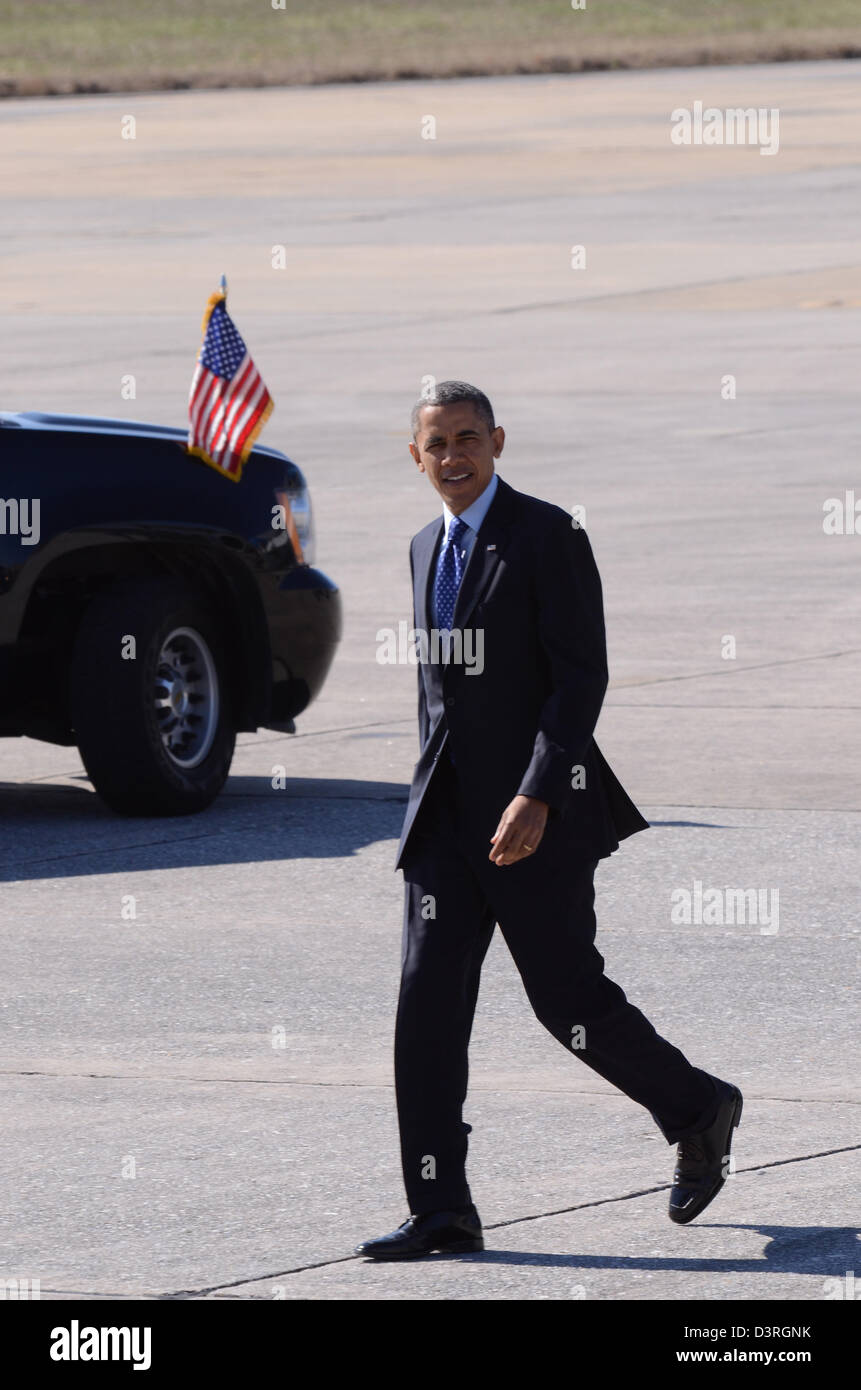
[492,426,505,458]
[410,441,425,472]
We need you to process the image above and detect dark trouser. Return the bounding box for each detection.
[395,752,722,1216]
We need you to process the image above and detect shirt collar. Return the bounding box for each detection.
[442,471,499,540]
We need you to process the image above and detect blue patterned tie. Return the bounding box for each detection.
[434,516,468,633]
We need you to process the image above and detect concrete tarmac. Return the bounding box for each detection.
[0,62,859,1301]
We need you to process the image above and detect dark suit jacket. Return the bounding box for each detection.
[394,474,649,871]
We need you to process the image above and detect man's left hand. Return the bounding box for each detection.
[489,795,549,866]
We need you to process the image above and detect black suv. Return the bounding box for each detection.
[0,412,342,815]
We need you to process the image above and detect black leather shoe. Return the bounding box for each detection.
[355,1206,484,1260]
[669,1082,743,1224]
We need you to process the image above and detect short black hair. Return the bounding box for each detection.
[411,380,495,441]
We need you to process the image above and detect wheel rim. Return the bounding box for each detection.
[154,627,219,769]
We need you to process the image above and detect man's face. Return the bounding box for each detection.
[410,402,504,515]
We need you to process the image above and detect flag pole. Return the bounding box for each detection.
[188,271,273,482]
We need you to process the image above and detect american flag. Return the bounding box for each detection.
[187,286,273,482]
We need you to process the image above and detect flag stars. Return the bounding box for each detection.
[199,304,247,380]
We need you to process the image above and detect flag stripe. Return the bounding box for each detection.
[190,372,220,441]
[213,359,257,458]
[187,297,272,481]
[232,382,269,459]
[220,357,254,435]
[209,367,259,460]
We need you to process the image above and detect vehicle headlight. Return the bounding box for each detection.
[289,483,314,565]
[276,481,315,566]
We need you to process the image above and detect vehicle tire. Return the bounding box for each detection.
[69,578,236,816]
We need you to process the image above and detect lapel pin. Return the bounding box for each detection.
[486,543,497,551]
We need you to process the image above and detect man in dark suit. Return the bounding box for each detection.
[356,381,742,1260]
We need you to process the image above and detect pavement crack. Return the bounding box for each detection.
[165,1254,361,1298]
[606,702,861,710]
[237,717,415,745]
[488,261,861,318]
[2,1070,860,1106]
[487,1144,861,1232]
[0,1069,397,1087]
[158,1142,861,1297]
[610,647,861,692]
[33,1289,158,1300]
[3,831,214,870]
[223,792,408,803]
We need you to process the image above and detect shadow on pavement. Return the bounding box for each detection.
[649,819,736,829]
[0,780,735,883]
[429,1223,860,1274]
[0,775,410,882]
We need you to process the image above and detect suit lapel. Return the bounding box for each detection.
[412,475,518,635]
[413,516,443,637]
[453,475,516,629]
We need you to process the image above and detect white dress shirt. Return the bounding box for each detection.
[432,471,499,628]
[441,469,498,560]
